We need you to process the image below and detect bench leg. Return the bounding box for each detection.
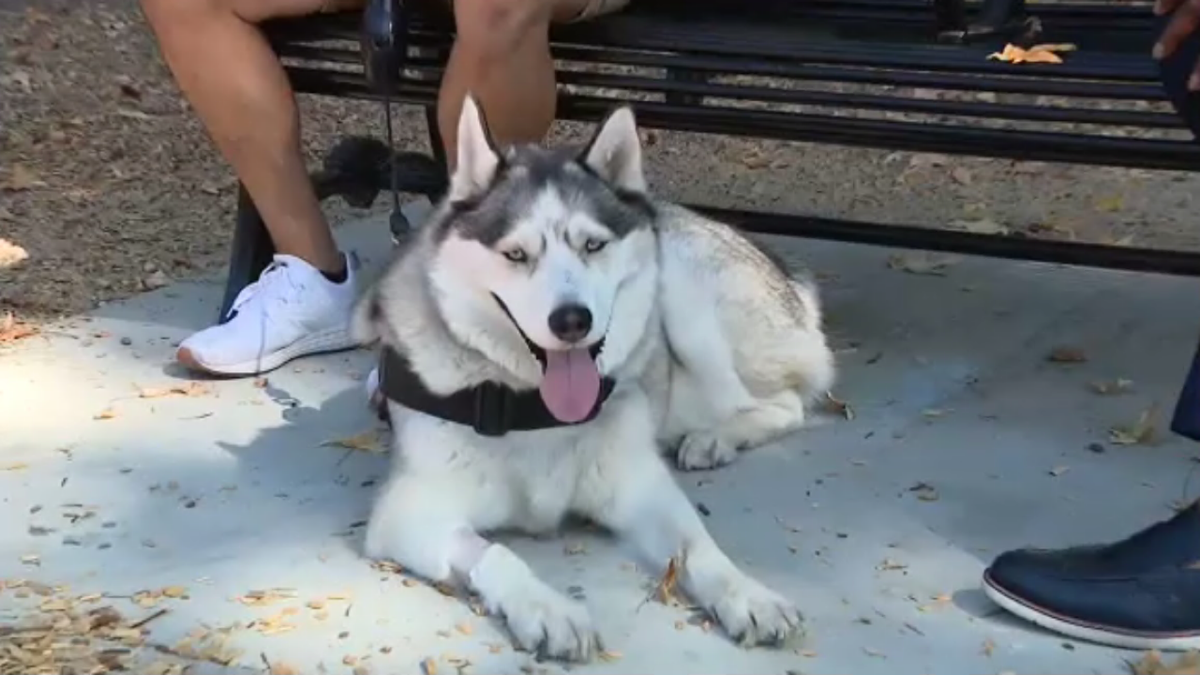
[425,105,448,170]
[218,185,276,323]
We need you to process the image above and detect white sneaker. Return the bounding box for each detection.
[177,253,361,376]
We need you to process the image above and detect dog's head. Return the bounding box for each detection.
[427,95,659,423]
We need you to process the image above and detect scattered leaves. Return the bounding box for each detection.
[1090,378,1134,395]
[1095,195,1125,213]
[1130,650,1200,675]
[650,555,682,606]
[0,312,38,344]
[0,163,45,192]
[887,252,958,276]
[137,382,212,399]
[949,217,1010,236]
[321,431,384,454]
[1047,346,1088,363]
[822,392,854,420]
[0,238,29,268]
[1109,405,1159,446]
[909,482,940,502]
[987,42,1078,64]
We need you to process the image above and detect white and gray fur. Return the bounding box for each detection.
[352,95,835,661]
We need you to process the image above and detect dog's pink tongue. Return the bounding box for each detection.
[539,348,601,423]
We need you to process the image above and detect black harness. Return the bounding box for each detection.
[378,346,617,437]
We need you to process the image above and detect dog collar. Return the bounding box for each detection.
[378,346,617,437]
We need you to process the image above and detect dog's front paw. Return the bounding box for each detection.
[676,431,737,471]
[709,576,804,647]
[498,585,600,662]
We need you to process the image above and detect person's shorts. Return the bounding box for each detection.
[320,0,630,23]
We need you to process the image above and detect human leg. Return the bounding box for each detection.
[980,11,1200,650]
[139,0,365,376]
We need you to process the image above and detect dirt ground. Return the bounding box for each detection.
[3,0,1200,324]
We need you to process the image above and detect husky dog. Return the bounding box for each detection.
[352,95,835,661]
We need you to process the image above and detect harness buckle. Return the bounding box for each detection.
[472,381,513,437]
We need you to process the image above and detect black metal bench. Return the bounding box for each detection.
[219,0,1199,319]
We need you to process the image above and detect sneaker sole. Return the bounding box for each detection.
[982,571,1200,651]
[177,327,359,377]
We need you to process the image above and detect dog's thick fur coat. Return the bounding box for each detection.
[353,96,835,661]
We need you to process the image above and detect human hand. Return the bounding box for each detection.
[1155,0,1200,89]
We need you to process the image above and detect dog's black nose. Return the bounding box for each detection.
[548,304,592,343]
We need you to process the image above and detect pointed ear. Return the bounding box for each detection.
[579,105,646,193]
[448,93,502,202]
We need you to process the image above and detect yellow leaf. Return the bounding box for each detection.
[987,42,1077,65]
[1095,195,1124,212]
[321,431,383,453]
[1109,405,1159,446]
[822,391,855,420]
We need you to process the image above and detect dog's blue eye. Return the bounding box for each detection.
[584,239,607,254]
[503,249,527,263]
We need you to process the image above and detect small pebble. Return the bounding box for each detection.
[697,503,711,517]
[120,337,132,346]
[1087,442,1105,454]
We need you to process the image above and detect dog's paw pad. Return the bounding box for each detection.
[502,589,600,662]
[676,432,737,471]
[711,579,804,648]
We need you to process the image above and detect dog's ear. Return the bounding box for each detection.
[448,93,502,203]
[579,105,646,193]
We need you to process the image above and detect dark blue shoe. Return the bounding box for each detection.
[982,501,1200,650]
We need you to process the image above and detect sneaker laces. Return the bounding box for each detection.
[226,257,301,323]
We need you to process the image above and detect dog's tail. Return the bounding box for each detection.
[786,277,837,399]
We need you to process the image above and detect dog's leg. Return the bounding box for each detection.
[675,389,807,471]
[582,407,804,647]
[365,473,600,661]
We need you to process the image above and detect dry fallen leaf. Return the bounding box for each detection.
[598,651,623,662]
[268,661,300,675]
[0,311,38,344]
[822,391,855,420]
[909,482,940,502]
[2,462,29,471]
[1091,378,1134,395]
[563,542,587,556]
[1130,649,1200,675]
[422,657,438,675]
[651,556,681,605]
[949,217,1009,235]
[1109,405,1159,446]
[138,382,212,399]
[321,431,384,453]
[1095,195,1125,213]
[887,252,958,276]
[1,163,45,191]
[987,42,1077,64]
[981,638,996,657]
[1047,346,1088,363]
[94,408,116,421]
[0,237,29,268]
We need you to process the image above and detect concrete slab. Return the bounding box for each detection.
[4,205,1200,675]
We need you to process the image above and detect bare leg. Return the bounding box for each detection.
[435,0,594,162]
[138,0,351,274]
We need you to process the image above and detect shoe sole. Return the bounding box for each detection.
[177,327,359,377]
[982,570,1200,651]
